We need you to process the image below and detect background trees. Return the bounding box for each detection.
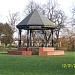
[58,4,75,51]
[0,23,14,48]
[0,23,3,38]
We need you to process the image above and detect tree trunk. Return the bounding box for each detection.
[56,30,59,50]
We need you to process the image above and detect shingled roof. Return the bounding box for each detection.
[17,9,55,29]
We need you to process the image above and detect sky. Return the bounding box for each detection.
[0,0,74,23]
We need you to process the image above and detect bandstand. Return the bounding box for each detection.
[8,9,64,55]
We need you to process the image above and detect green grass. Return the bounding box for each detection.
[0,52,75,75]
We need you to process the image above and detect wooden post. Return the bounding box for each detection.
[42,39,44,47]
[27,29,29,47]
[51,29,54,47]
[30,30,32,47]
[19,29,21,47]
[42,29,44,47]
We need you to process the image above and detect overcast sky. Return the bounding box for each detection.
[0,0,74,23]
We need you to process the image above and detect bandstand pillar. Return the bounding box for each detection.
[19,29,22,47]
[30,30,32,47]
[27,29,29,47]
[51,29,54,47]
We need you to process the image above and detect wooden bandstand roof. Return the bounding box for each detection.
[17,9,55,30]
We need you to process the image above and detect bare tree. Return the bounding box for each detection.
[66,4,75,50]
[24,0,42,15]
[6,11,20,48]
[46,0,67,49]
[71,3,75,26]
[7,11,20,32]
[71,4,75,32]
[54,10,66,43]
[47,0,58,20]
[61,27,75,51]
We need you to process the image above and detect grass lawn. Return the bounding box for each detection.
[0,52,75,75]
